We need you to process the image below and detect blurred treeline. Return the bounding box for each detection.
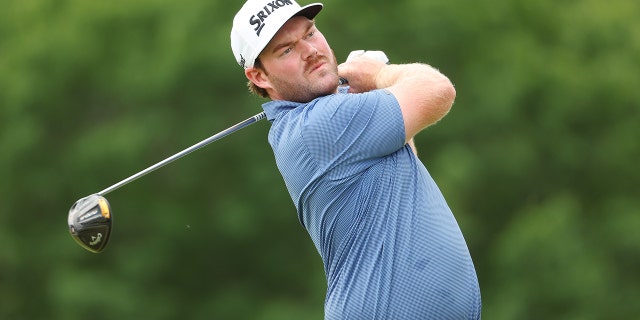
[1,0,638,319]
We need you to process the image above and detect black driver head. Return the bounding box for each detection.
[68,194,112,253]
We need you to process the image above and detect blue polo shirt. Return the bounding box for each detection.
[262,89,481,319]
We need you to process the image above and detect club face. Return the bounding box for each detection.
[68,194,112,253]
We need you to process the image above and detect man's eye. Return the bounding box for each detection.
[283,47,292,55]
[306,31,315,39]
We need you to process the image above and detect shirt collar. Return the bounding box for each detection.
[262,100,305,121]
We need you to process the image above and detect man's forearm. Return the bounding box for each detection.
[376,63,455,140]
[338,58,455,141]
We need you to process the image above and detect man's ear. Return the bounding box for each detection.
[245,67,271,91]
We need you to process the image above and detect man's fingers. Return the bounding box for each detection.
[338,56,388,92]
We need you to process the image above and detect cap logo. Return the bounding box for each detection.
[249,0,294,36]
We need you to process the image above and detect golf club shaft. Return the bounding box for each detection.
[98,112,267,196]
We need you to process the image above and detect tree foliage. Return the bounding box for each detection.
[1,0,638,319]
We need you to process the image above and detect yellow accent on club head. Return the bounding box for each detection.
[98,197,111,219]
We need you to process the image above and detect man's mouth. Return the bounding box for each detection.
[307,59,326,74]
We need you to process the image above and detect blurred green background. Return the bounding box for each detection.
[1,0,638,319]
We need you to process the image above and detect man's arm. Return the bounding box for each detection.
[338,58,456,143]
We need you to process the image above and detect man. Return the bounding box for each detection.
[231,1,481,319]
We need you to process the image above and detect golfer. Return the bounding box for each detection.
[231,1,481,318]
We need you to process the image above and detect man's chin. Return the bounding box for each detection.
[316,72,340,89]
[273,74,340,102]
[316,76,341,96]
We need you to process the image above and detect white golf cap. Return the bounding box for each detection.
[231,0,323,69]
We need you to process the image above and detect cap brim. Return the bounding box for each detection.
[296,3,323,20]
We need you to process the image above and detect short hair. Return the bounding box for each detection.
[247,58,269,99]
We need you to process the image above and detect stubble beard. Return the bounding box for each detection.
[269,55,340,103]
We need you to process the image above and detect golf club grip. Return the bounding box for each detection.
[98,112,267,196]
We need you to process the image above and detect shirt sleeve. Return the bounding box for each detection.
[301,89,406,171]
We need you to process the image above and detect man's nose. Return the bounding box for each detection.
[300,41,318,60]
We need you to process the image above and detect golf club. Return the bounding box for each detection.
[68,50,389,253]
[68,112,266,253]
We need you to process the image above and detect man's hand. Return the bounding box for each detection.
[338,50,390,94]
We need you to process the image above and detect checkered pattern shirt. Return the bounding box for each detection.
[262,89,481,319]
